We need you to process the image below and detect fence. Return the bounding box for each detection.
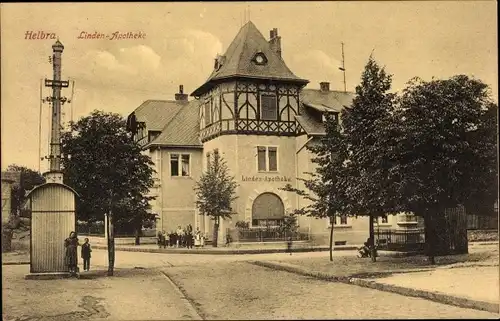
[229,227,309,243]
[375,228,426,252]
[467,214,498,230]
[77,222,105,236]
[76,222,156,238]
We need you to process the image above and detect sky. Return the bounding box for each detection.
[1,1,497,173]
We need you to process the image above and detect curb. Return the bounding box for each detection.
[90,245,418,257]
[160,271,204,320]
[250,261,499,314]
[470,241,499,246]
[90,245,354,254]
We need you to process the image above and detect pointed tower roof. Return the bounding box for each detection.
[191,21,308,96]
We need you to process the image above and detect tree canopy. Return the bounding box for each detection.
[194,149,238,221]
[282,114,350,221]
[61,110,155,230]
[194,149,238,247]
[341,55,398,218]
[392,75,498,216]
[5,164,45,216]
[281,114,350,260]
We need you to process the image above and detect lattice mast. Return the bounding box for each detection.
[43,40,70,182]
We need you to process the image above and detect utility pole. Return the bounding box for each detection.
[38,79,43,173]
[42,40,70,181]
[339,42,347,93]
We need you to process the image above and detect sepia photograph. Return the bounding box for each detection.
[1,1,498,320]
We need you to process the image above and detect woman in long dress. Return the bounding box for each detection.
[64,231,79,275]
[194,228,201,248]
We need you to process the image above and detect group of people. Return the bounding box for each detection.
[157,224,208,249]
[64,231,92,276]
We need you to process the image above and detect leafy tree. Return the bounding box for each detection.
[341,55,397,261]
[1,165,45,252]
[392,75,497,264]
[194,149,238,247]
[6,164,45,217]
[61,110,155,275]
[281,114,350,261]
[462,102,498,217]
[280,212,299,236]
[235,221,249,229]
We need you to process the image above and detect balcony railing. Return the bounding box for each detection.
[228,226,309,243]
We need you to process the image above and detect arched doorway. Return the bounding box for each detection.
[251,192,285,227]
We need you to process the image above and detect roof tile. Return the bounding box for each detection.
[192,21,308,96]
[146,101,202,148]
[132,100,187,131]
[301,89,354,113]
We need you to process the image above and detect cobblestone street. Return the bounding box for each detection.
[3,248,499,320]
[162,260,498,320]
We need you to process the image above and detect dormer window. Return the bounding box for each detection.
[253,52,268,65]
[214,55,225,71]
[322,112,339,124]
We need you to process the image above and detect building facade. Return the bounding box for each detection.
[127,22,420,246]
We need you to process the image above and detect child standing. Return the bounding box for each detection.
[81,238,92,271]
[286,236,293,255]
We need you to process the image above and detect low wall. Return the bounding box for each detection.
[309,229,368,247]
[78,235,158,245]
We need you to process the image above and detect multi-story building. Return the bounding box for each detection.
[127,21,419,246]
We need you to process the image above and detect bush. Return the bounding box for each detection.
[235,221,249,229]
[468,229,499,242]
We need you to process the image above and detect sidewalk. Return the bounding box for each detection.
[3,241,496,265]
[252,244,499,314]
[2,264,201,321]
[89,242,361,255]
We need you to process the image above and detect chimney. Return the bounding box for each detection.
[320,82,330,92]
[268,28,282,58]
[175,85,188,101]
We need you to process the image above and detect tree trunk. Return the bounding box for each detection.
[369,214,376,262]
[134,227,141,246]
[329,219,334,262]
[213,217,219,248]
[107,212,115,276]
[425,212,436,265]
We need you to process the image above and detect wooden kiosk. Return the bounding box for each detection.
[26,172,78,278]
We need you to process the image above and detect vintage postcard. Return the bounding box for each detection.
[1,2,498,320]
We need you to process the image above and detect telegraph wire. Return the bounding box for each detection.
[38,78,43,173]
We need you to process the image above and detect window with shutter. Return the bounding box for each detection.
[257,146,279,172]
[260,94,277,120]
[204,101,211,125]
[268,147,277,171]
[170,154,191,177]
[170,154,179,176]
[335,214,348,225]
[257,147,266,171]
[181,155,190,176]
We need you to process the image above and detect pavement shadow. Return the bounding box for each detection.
[78,267,152,279]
